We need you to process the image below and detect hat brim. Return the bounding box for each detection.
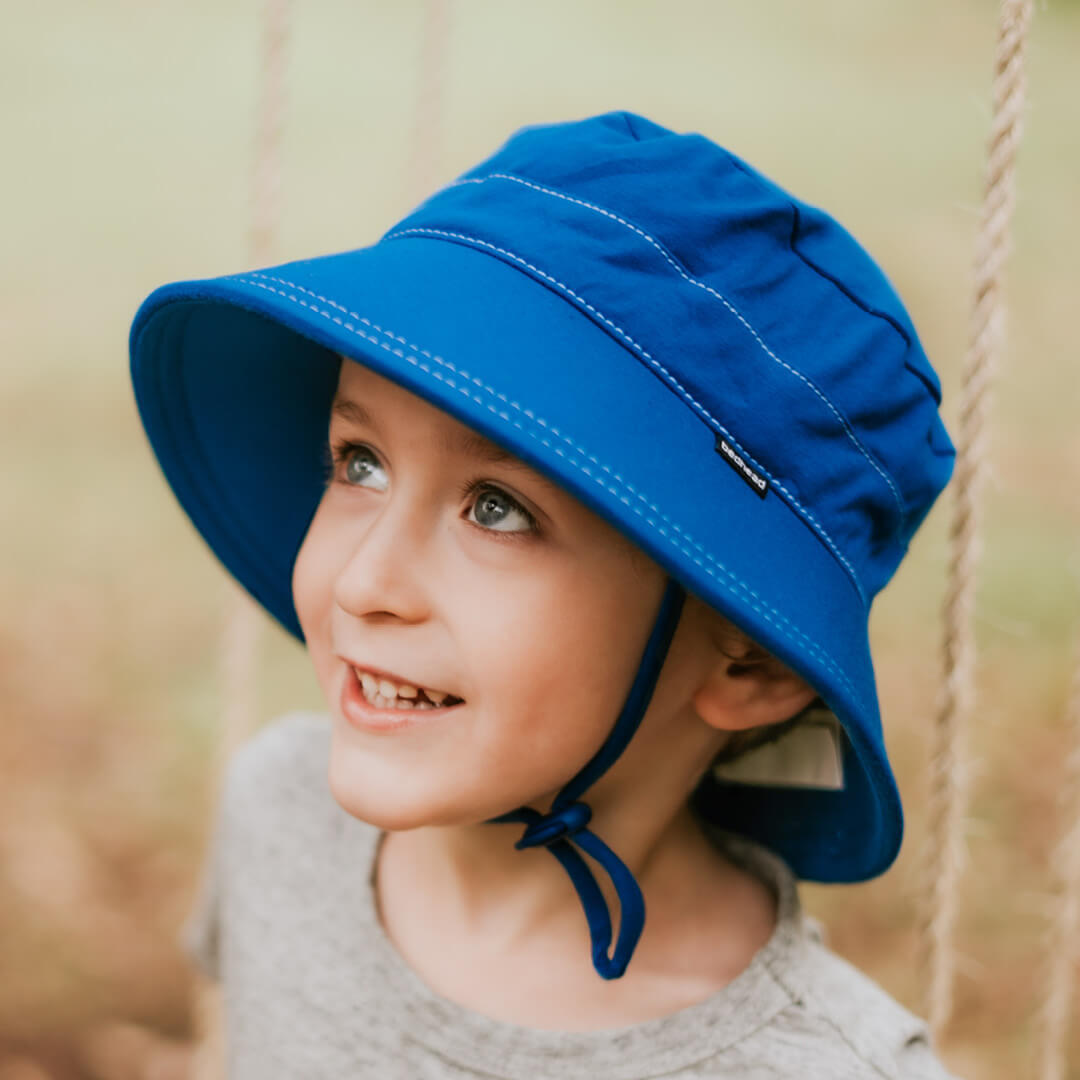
[130,234,901,883]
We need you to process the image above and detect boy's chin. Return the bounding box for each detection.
[326,751,539,835]
[326,748,469,831]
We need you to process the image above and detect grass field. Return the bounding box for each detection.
[2,1,1079,1076]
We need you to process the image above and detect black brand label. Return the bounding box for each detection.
[715,434,769,499]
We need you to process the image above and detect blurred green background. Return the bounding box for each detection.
[2,1,1078,1076]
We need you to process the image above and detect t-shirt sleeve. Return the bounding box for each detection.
[179,794,227,981]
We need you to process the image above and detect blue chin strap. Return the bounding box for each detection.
[486,577,687,979]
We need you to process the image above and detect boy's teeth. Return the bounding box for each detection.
[357,668,454,707]
[375,694,413,709]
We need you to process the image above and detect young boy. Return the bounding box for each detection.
[130,109,961,1077]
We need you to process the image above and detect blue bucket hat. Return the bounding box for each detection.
[129,109,956,980]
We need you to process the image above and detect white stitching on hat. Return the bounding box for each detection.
[251,269,865,609]
[367,230,867,603]
[236,272,863,704]
[435,172,907,529]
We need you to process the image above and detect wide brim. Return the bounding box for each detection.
[129,234,902,882]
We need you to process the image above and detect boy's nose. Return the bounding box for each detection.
[331,493,433,624]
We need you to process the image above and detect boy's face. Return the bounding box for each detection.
[292,359,676,829]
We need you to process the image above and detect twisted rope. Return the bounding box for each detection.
[918,0,1033,1038]
[220,0,289,766]
[248,0,290,270]
[406,0,453,206]
[1038,624,1080,1080]
[192,4,291,1076]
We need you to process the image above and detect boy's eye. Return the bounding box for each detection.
[332,442,389,492]
[324,439,538,538]
[464,483,537,536]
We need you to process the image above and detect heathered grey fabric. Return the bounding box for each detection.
[182,711,962,1079]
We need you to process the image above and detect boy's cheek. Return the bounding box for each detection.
[290,545,314,630]
[291,530,331,643]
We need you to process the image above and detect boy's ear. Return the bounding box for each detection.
[691,654,819,733]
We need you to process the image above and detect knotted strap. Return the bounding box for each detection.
[487,577,687,979]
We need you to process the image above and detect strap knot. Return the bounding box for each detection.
[514,801,592,850]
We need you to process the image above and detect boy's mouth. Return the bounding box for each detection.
[347,663,465,710]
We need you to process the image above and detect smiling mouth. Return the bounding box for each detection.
[349,666,466,710]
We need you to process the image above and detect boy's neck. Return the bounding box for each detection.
[371,803,779,1023]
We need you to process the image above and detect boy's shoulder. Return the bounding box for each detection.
[227,708,333,788]
[709,831,959,1078]
[219,709,360,846]
[180,710,345,981]
[765,926,957,1078]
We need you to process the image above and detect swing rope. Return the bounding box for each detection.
[190,4,293,1077]
[407,0,453,206]
[219,0,291,773]
[1039,626,1080,1080]
[918,0,1033,1039]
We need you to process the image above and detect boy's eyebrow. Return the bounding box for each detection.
[331,397,551,481]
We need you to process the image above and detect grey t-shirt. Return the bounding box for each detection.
[182,711,960,1079]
